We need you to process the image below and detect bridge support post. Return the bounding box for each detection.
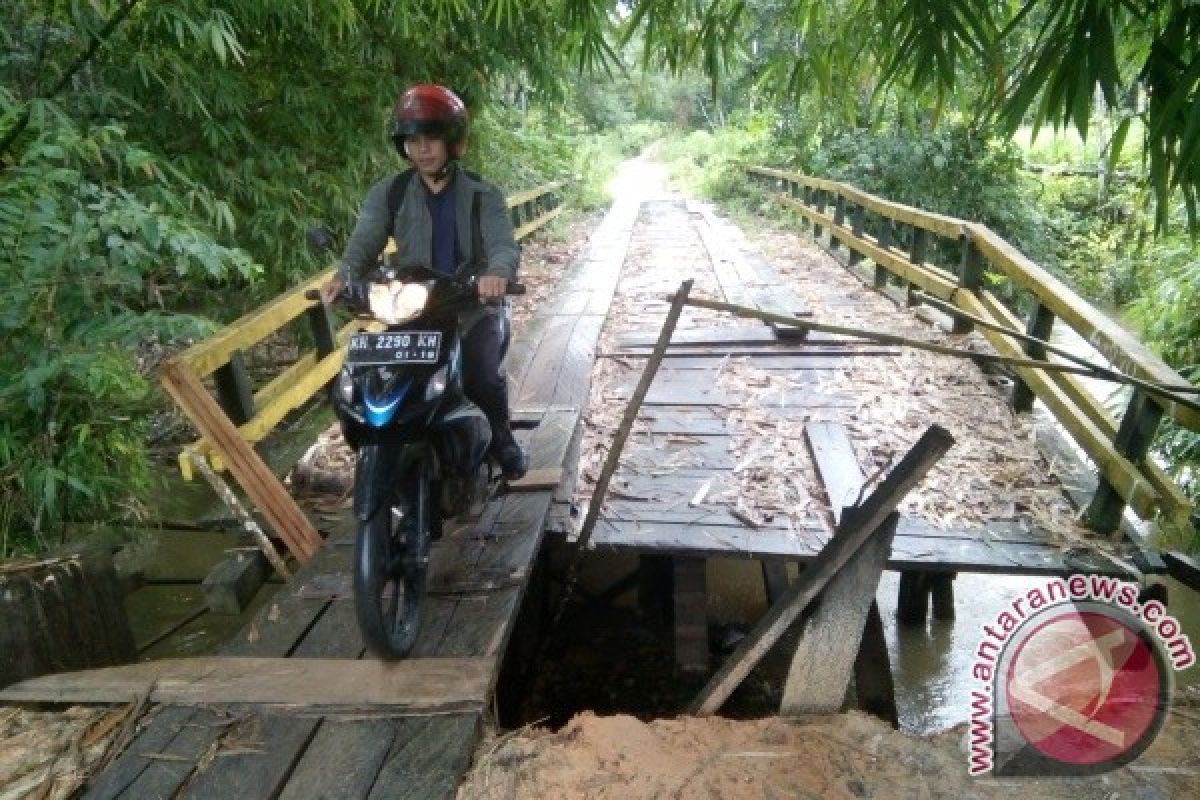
[896,571,930,624]
[1012,300,1055,412]
[214,350,255,425]
[1085,391,1165,535]
[832,195,847,256]
[907,228,927,306]
[874,219,892,289]
[849,205,865,267]
[952,237,985,334]
[813,190,826,239]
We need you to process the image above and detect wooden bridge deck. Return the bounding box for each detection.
[81,194,639,800]
[572,201,1158,580]
[74,189,1168,798]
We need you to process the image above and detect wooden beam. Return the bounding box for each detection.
[505,179,568,209]
[777,195,959,300]
[0,656,490,713]
[515,205,565,241]
[959,291,1192,529]
[748,167,965,238]
[160,359,321,561]
[180,268,334,379]
[967,223,1200,431]
[780,512,897,715]
[505,466,564,492]
[690,424,954,714]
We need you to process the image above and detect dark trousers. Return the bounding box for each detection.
[461,311,515,450]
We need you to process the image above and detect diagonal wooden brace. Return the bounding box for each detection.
[161,358,322,562]
[689,424,954,715]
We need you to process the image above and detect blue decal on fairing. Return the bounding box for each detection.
[364,379,411,427]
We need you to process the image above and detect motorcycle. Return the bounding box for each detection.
[311,267,523,659]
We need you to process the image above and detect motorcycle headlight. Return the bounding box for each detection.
[368,281,430,324]
[337,368,354,404]
[424,364,449,401]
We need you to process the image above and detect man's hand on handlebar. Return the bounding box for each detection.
[478,274,507,302]
[320,274,346,305]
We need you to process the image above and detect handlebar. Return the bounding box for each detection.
[304,275,525,308]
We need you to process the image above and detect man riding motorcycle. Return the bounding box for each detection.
[322,83,528,481]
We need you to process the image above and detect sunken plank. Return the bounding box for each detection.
[806,421,868,517]
[781,495,895,715]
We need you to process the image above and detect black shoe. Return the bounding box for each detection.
[497,442,528,481]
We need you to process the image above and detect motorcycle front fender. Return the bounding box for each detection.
[353,444,404,522]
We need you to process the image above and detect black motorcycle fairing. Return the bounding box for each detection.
[430,401,493,479]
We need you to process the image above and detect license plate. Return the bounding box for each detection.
[346,331,441,365]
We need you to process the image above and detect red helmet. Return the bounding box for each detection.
[391,84,468,158]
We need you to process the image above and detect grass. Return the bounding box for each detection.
[1011,118,1145,166]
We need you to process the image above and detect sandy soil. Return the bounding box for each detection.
[460,699,1200,800]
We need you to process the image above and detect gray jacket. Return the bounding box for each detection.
[337,165,519,285]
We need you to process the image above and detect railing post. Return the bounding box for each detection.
[907,227,927,306]
[1084,391,1165,535]
[874,219,892,289]
[306,303,337,359]
[1011,301,1055,412]
[832,195,847,256]
[849,205,865,267]
[813,189,826,239]
[214,350,255,426]
[952,236,985,334]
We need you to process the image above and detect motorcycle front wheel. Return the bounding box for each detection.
[354,457,432,659]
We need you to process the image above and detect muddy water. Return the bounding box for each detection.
[118,405,334,658]
[878,571,1200,735]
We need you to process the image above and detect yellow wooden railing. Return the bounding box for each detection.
[747,166,1197,538]
[159,179,570,561]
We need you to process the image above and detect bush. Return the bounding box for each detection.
[807,123,1043,253]
[659,111,776,200]
[0,108,255,556]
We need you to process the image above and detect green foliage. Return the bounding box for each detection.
[808,122,1041,247]
[0,0,629,555]
[625,0,1200,233]
[0,110,244,555]
[658,111,778,199]
[1129,244,1200,512]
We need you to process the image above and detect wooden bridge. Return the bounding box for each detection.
[3,165,1198,798]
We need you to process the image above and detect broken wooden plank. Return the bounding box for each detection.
[689,424,954,714]
[202,549,269,615]
[160,359,322,562]
[780,513,898,715]
[505,466,564,492]
[0,656,490,713]
[805,421,868,519]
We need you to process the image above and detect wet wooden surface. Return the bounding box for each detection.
[83,194,640,800]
